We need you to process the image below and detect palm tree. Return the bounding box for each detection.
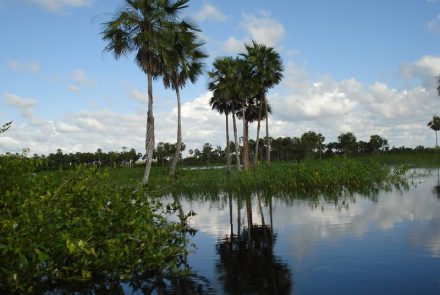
[101,0,191,185]
[209,90,232,175]
[242,41,283,165]
[208,57,244,171]
[162,23,207,178]
[428,115,440,148]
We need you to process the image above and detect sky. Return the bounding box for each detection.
[2,0,440,155]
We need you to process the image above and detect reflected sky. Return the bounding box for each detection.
[175,169,440,294]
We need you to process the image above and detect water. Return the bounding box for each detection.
[175,169,440,294]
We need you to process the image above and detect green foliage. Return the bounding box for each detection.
[0,154,190,293]
[152,157,408,198]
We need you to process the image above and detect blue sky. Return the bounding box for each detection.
[1,0,440,155]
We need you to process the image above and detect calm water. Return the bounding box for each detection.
[174,169,440,294]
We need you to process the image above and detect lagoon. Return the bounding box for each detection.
[171,169,440,294]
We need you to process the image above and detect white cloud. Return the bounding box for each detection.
[222,37,246,53]
[194,2,226,22]
[3,54,440,155]
[400,55,440,79]
[241,11,285,47]
[7,60,40,74]
[72,69,95,87]
[222,11,285,54]
[24,0,92,11]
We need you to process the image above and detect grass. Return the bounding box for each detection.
[84,156,411,198]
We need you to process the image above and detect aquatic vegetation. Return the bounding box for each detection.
[0,154,192,293]
[162,157,408,198]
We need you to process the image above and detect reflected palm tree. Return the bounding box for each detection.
[216,193,293,294]
[433,168,440,199]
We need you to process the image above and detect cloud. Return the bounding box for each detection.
[72,69,95,87]
[222,11,285,53]
[7,60,40,74]
[2,55,440,155]
[194,2,226,22]
[400,55,440,79]
[241,11,285,47]
[222,37,246,53]
[24,0,93,11]
[4,93,37,120]
[428,15,440,33]
[128,87,146,102]
[66,85,80,93]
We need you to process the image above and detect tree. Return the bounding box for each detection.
[101,0,191,185]
[337,132,358,155]
[209,89,232,175]
[0,121,12,134]
[300,131,325,159]
[163,22,207,178]
[208,57,243,171]
[242,41,283,165]
[428,115,440,148]
[368,135,388,153]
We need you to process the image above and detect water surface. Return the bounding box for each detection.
[177,169,440,294]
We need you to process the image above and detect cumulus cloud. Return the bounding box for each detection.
[7,60,40,74]
[222,11,285,53]
[241,11,285,47]
[194,2,226,22]
[400,55,440,80]
[222,37,246,53]
[2,54,440,155]
[24,0,93,11]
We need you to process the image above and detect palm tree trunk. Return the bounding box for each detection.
[169,86,182,178]
[265,102,271,165]
[241,100,249,170]
[231,105,241,171]
[143,73,155,185]
[436,130,438,148]
[225,113,232,176]
[229,193,233,237]
[254,94,264,165]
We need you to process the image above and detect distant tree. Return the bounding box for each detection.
[368,135,388,153]
[300,131,325,159]
[338,132,358,155]
[428,115,440,148]
[0,121,12,134]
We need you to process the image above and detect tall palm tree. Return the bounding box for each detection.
[208,57,243,171]
[209,90,232,175]
[162,23,207,178]
[242,41,283,165]
[428,115,440,148]
[101,0,190,185]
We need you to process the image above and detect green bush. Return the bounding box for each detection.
[0,153,189,293]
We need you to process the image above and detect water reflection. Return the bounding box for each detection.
[432,168,440,198]
[168,169,440,294]
[215,194,292,294]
